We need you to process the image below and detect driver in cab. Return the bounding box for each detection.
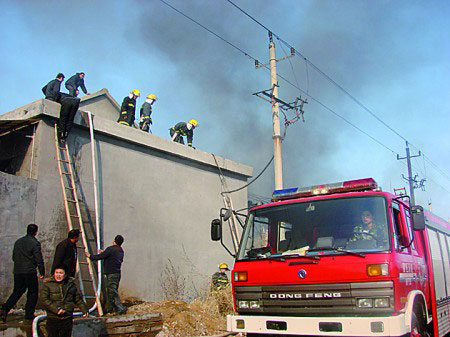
[349,210,388,247]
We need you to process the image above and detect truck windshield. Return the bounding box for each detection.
[237,196,389,260]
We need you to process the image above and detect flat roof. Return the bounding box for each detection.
[0,93,253,178]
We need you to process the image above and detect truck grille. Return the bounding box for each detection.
[235,281,394,316]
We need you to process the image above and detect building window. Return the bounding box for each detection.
[0,123,36,176]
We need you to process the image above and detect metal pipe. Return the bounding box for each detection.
[29,124,36,178]
[33,111,103,336]
[87,110,103,299]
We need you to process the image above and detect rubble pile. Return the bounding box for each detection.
[126,287,234,337]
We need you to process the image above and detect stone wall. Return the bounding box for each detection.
[0,172,37,303]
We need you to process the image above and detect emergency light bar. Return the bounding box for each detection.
[272,178,379,201]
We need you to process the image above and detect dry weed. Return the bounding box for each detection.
[127,287,234,337]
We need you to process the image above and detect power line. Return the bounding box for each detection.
[158,0,257,63]
[157,0,400,157]
[225,0,450,185]
[158,0,450,196]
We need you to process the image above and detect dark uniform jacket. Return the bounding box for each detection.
[42,79,62,101]
[12,234,45,275]
[172,122,194,146]
[140,102,153,123]
[51,239,77,276]
[90,245,124,275]
[41,276,88,319]
[65,73,88,94]
[121,96,136,114]
[211,272,229,289]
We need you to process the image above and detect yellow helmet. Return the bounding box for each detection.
[131,89,140,97]
[219,263,229,270]
[189,119,198,127]
[147,94,157,100]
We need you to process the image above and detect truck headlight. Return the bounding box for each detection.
[374,297,390,308]
[238,300,249,309]
[356,298,373,308]
[249,300,261,309]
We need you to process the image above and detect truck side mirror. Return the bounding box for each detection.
[411,205,426,231]
[211,219,222,241]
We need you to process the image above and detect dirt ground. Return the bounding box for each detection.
[125,287,234,337]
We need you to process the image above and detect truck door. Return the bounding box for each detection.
[403,207,430,306]
[391,201,415,308]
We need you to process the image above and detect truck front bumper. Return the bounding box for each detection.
[227,314,409,336]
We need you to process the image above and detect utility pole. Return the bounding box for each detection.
[397,141,422,205]
[269,32,283,190]
[253,32,304,191]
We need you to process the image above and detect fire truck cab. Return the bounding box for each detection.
[211,178,450,337]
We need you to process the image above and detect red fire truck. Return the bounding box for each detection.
[211,178,450,336]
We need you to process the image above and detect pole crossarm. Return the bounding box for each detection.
[253,86,306,112]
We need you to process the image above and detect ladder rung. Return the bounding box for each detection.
[82,279,93,282]
[79,262,89,265]
[62,172,71,175]
[65,186,74,189]
[70,215,80,218]
[58,147,67,150]
[77,246,85,249]
[66,199,77,203]
[83,295,97,299]
[59,159,70,163]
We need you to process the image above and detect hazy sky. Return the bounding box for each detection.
[1,0,449,218]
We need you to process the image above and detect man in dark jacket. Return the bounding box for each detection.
[51,229,80,278]
[57,93,80,143]
[41,264,88,337]
[65,72,89,97]
[139,94,157,133]
[86,235,126,314]
[0,224,45,322]
[169,119,198,147]
[42,73,65,101]
[117,90,140,127]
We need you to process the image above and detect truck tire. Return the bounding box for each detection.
[410,311,431,337]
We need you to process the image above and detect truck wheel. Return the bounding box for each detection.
[410,312,431,337]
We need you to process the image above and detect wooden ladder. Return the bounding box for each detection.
[211,154,240,254]
[54,125,103,316]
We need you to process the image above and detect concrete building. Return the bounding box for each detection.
[0,89,252,304]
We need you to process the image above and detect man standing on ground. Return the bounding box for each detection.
[42,73,65,102]
[117,90,140,127]
[0,224,45,322]
[85,235,126,314]
[41,264,88,337]
[51,229,80,278]
[65,72,89,97]
[211,263,230,291]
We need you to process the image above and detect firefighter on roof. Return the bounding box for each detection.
[211,263,230,290]
[118,90,140,127]
[139,94,157,133]
[169,119,198,147]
